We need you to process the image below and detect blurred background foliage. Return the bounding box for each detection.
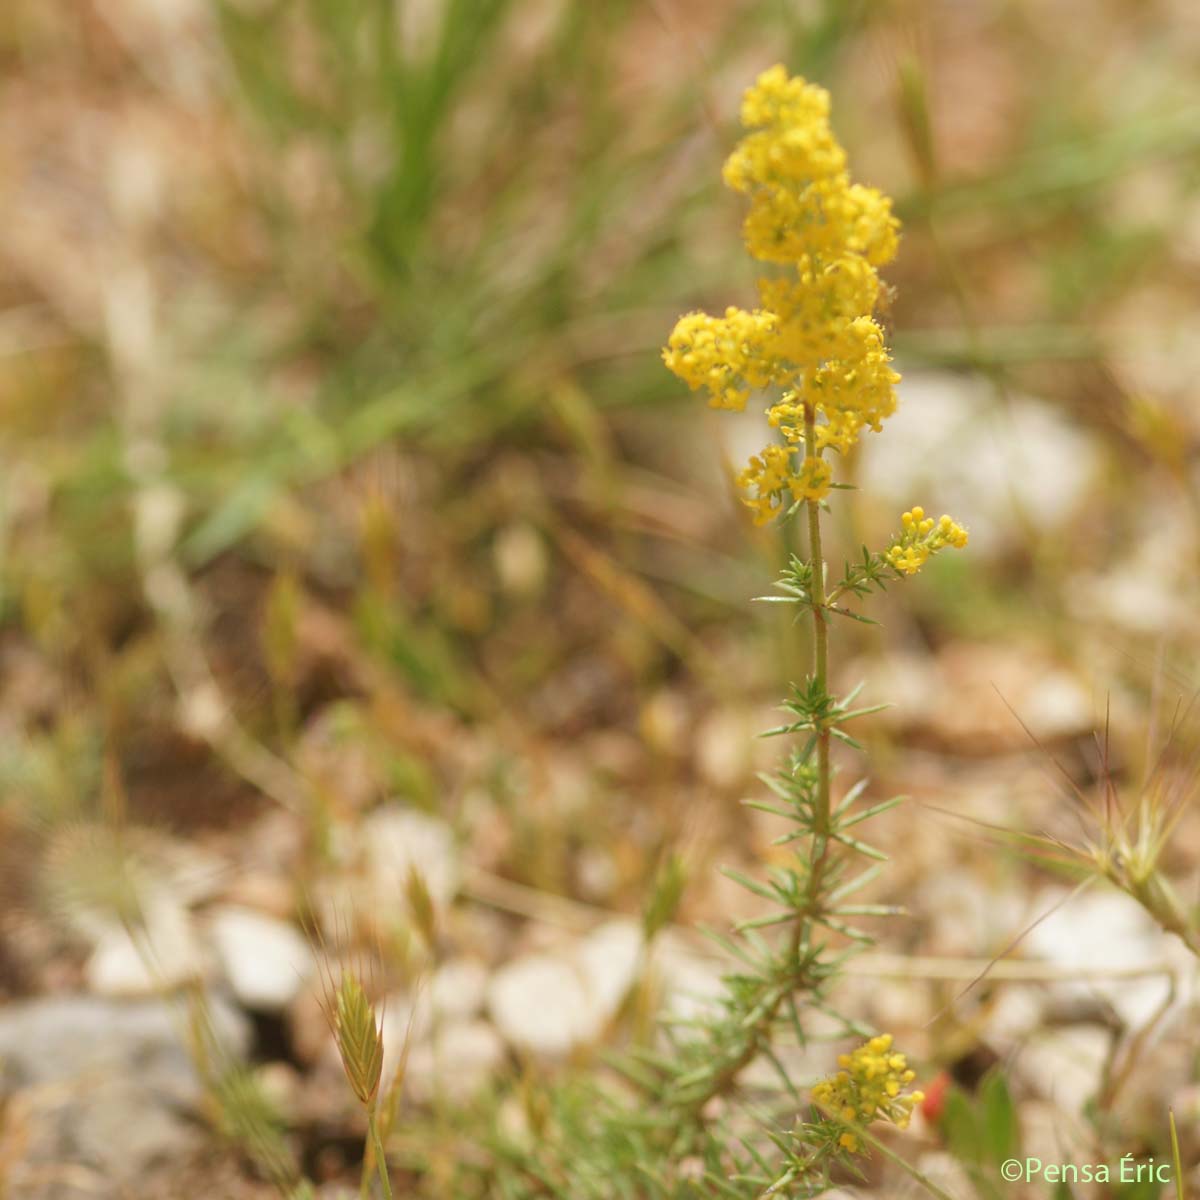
[2,0,1199,898]
[2,0,1199,924]
[2,0,1200,1191]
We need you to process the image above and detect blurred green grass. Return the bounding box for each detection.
[2,0,1199,827]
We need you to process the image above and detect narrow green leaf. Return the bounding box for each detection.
[834,777,871,812]
[735,911,800,932]
[833,832,889,861]
[941,1087,983,1164]
[838,703,892,721]
[827,864,884,903]
[980,1069,1019,1163]
[720,873,777,902]
[829,727,863,749]
[838,795,907,829]
[1170,1109,1185,1200]
[829,606,880,624]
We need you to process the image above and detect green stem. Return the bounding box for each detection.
[1114,864,1200,958]
[366,1102,394,1200]
[804,404,832,900]
[859,1126,959,1200]
[1169,1109,1186,1200]
[669,411,835,1128]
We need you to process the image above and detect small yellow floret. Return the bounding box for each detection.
[811,1033,924,1155]
[792,454,833,501]
[736,446,832,525]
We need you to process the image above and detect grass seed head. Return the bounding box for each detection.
[334,972,384,1106]
[405,864,437,952]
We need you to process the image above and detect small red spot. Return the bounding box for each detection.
[921,1070,952,1125]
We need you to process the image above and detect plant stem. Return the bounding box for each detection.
[1169,1109,1186,1200]
[1105,863,1200,958]
[860,1126,959,1200]
[804,404,832,901]
[366,1102,394,1200]
[677,413,834,1124]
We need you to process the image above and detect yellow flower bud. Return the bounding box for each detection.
[885,508,969,575]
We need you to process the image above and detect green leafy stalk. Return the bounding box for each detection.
[804,402,832,902]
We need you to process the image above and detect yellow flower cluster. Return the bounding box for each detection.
[736,448,832,525]
[810,1034,925,1154]
[662,65,901,523]
[885,507,969,575]
[663,307,779,412]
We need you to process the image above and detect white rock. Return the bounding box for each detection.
[0,993,250,1090]
[86,893,205,996]
[915,1151,975,1198]
[406,1019,506,1101]
[1016,1026,1112,1115]
[1024,888,1192,1028]
[74,1075,203,1175]
[576,919,643,1019]
[1068,491,1199,635]
[362,806,460,911]
[852,651,940,728]
[0,993,250,1186]
[1084,565,1191,633]
[857,372,1101,554]
[985,985,1045,1046]
[919,866,1029,956]
[487,953,599,1057]
[1019,668,1093,740]
[694,709,752,789]
[653,935,727,1027]
[379,989,433,1087]
[209,906,313,1011]
[430,957,488,1020]
[867,977,932,1030]
[485,921,647,1059]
